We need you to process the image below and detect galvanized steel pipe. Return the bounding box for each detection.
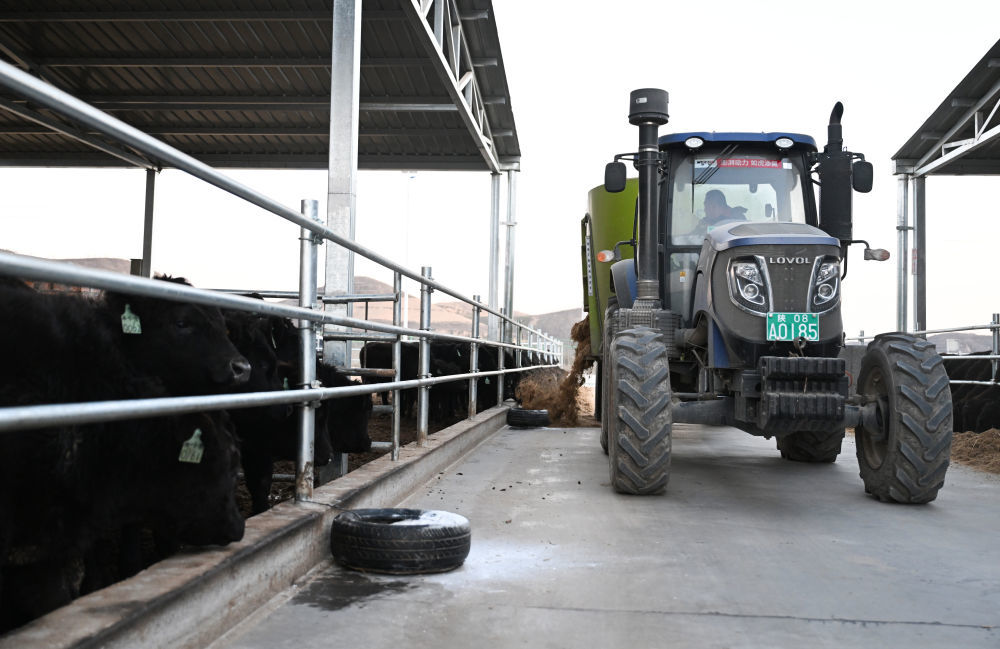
[296,200,320,503]
[417,266,432,445]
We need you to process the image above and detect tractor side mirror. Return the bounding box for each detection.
[852,160,873,193]
[864,247,890,261]
[604,162,627,193]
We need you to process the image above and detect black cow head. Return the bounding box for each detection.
[224,310,290,419]
[104,277,251,395]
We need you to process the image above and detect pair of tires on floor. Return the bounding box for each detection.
[329,404,550,574]
[602,328,953,504]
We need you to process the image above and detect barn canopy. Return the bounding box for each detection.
[0,0,519,172]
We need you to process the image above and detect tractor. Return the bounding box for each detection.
[581,88,952,503]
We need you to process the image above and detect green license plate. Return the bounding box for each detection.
[766,313,819,342]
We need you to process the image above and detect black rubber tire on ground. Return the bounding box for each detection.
[607,327,672,495]
[776,429,845,463]
[855,333,953,504]
[599,298,618,455]
[329,508,471,574]
[506,407,550,427]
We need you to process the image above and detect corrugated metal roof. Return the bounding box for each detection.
[0,0,519,171]
[893,37,1000,176]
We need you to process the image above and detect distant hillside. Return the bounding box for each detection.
[928,332,994,355]
[352,276,579,343]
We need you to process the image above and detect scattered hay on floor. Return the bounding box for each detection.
[515,317,595,427]
[951,429,1000,474]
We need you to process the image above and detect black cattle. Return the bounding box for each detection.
[360,340,523,420]
[268,314,372,457]
[231,314,372,515]
[0,277,247,632]
[360,341,419,415]
[944,352,999,433]
[103,280,251,394]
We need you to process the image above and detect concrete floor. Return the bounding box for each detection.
[214,424,1000,649]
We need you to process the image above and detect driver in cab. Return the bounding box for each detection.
[675,189,747,245]
[701,189,747,229]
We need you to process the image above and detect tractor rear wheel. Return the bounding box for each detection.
[776,429,845,463]
[598,298,618,455]
[608,327,672,495]
[856,333,953,503]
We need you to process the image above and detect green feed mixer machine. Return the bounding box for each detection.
[580,88,953,503]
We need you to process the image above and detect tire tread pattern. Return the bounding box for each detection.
[777,429,845,463]
[609,327,671,495]
[329,508,471,574]
[857,333,953,504]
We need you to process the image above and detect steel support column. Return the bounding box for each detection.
[912,175,927,333]
[488,172,500,341]
[140,168,156,278]
[502,169,517,342]
[324,0,361,366]
[896,175,910,331]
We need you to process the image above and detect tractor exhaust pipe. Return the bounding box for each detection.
[628,88,669,304]
[817,101,854,242]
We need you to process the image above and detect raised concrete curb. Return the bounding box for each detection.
[0,406,509,649]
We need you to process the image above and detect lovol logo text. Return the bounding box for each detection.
[768,256,812,264]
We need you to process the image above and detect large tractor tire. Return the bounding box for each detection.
[607,327,672,495]
[776,430,845,463]
[598,298,618,455]
[856,333,953,504]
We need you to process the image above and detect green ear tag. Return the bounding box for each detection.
[283,377,290,390]
[178,429,204,464]
[484,377,491,385]
[121,304,142,335]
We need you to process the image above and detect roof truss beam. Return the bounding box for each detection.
[64,95,483,112]
[34,56,499,69]
[399,0,499,172]
[0,97,154,169]
[912,75,1000,175]
[915,119,1000,176]
[0,124,481,137]
[0,10,490,22]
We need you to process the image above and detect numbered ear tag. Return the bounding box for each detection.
[178,429,204,464]
[121,304,142,335]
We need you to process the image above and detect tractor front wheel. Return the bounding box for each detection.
[776,429,845,463]
[598,299,618,455]
[856,333,953,503]
[608,327,672,495]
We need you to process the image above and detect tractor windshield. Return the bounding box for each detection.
[670,146,808,245]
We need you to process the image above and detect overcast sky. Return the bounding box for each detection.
[2,0,999,339]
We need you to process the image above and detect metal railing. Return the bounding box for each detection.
[0,58,564,504]
[846,313,1000,388]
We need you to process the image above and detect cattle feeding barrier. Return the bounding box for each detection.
[0,58,564,511]
[847,313,1000,388]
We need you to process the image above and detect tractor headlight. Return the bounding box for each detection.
[728,257,771,315]
[811,258,841,311]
